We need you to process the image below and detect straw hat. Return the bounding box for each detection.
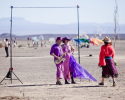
[103,36,111,43]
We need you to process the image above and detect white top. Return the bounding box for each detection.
[4,41,9,47]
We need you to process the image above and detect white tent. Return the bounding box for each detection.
[49,38,55,43]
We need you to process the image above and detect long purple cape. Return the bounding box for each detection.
[69,55,97,82]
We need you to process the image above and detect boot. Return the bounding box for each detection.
[71,76,76,84]
[65,80,70,84]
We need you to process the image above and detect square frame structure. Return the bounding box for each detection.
[9,5,80,84]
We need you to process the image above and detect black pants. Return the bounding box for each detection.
[5,47,9,57]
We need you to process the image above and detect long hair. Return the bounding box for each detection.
[104,41,112,46]
[63,39,67,43]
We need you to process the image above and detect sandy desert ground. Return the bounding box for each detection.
[0,40,125,100]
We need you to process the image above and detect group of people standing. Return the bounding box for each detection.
[50,36,118,86]
[3,36,118,87]
[50,37,97,85]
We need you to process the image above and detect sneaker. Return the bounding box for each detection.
[56,81,62,85]
[113,82,116,87]
[99,82,104,85]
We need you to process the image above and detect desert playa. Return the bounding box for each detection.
[0,40,125,100]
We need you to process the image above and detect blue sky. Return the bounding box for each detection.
[0,0,125,24]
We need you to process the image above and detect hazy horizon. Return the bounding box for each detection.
[0,17,125,35]
[1,17,124,25]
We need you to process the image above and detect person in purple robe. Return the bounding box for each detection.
[62,37,76,84]
[62,37,97,83]
[50,37,64,85]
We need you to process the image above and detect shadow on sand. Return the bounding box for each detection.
[0,56,33,57]
[72,85,107,88]
[6,84,56,87]
[5,84,107,88]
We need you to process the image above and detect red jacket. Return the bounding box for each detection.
[98,44,115,66]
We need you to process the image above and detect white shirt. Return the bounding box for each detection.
[4,41,9,47]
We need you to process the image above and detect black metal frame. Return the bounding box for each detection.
[0,5,80,84]
[0,6,23,84]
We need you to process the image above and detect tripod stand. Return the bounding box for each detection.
[0,6,23,84]
[0,68,23,84]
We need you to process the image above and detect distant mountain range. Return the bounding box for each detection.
[1,33,125,40]
[0,17,125,36]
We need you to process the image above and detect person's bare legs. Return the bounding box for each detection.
[57,77,60,82]
[112,77,116,86]
[102,77,104,84]
[112,77,115,82]
[99,77,104,85]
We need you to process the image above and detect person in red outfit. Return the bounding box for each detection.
[98,36,118,87]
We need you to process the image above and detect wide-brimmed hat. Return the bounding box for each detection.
[62,37,71,43]
[102,36,111,43]
[56,37,62,41]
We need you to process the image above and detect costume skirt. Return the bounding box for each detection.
[102,58,118,78]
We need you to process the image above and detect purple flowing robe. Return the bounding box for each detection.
[50,44,64,79]
[63,44,71,81]
[69,55,97,82]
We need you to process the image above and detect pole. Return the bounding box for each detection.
[10,6,13,83]
[0,6,22,84]
[114,17,116,49]
[114,0,118,50]
[77,5,80,64]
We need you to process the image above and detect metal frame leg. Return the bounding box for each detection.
[12,71,23,84]
[0,76,6,84]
